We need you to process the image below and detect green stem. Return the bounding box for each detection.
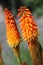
[16,54,22,65]
[13,44,22,65]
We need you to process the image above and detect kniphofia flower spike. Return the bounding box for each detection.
[17,6,42,65]
[17,6,39,43]
[4,8,20,48]
[4,8,22,65]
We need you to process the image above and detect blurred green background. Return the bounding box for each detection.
[0,0,43,17]
[0,0,43,65]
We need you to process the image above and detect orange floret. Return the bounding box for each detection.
[17,6,39,42]
[4,8,20,48]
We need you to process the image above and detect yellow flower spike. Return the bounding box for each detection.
[4,8,20,48]
[4,8,22,65]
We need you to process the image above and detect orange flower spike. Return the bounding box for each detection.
[17,6,39,42]
[17,7,42,65]
[4,8,20,48]
[4,8,22,65]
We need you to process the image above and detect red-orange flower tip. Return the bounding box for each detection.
[17,6,31,17]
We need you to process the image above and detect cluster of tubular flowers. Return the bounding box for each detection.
[4,8,20,48]
[17,6,39,42]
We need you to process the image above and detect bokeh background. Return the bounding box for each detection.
[0,0,43,65]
